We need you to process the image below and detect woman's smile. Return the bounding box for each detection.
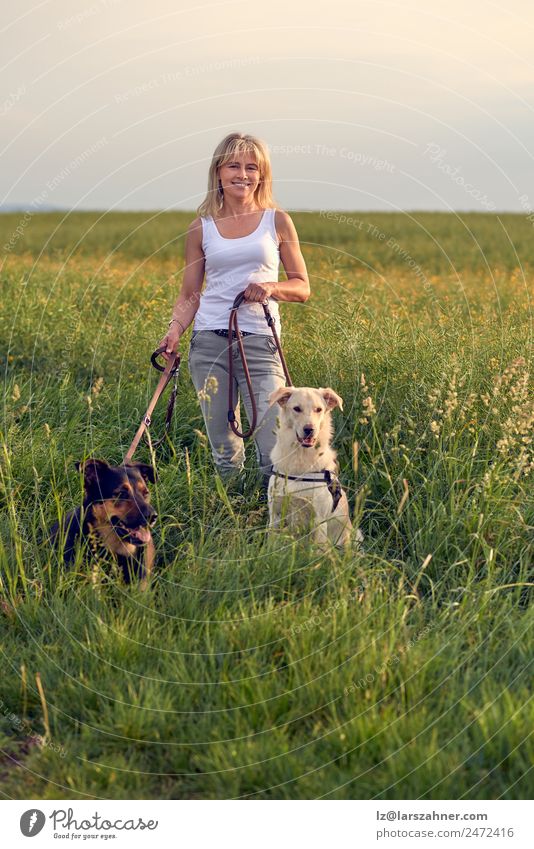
[219,154,260,197]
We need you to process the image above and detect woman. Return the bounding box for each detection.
[158,132,310,492]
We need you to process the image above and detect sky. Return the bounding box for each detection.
[1,0,534,212]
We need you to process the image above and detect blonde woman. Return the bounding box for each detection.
[159,132,310,493]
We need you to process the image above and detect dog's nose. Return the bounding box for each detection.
[303,425,314,437]
[148,510,158,526]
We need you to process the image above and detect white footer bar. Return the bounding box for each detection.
[3,800,531,848]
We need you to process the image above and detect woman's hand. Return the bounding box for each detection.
[243,282,277,303]
[158,321,182,361]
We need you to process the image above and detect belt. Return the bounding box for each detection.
[209,328,255,338]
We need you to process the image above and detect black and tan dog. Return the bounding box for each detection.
[49,459,157,586]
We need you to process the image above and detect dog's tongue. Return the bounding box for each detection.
[129,526,151,544]
[300,435,315,447]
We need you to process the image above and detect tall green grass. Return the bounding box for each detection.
[0,212,532,799]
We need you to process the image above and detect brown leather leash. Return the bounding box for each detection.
[227,291,292,439]
[123,347,180,463]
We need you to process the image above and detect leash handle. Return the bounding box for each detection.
[262,302,292,386]
[123,348,181,463]
[227,290,292,440]
[231,291,247,311]
[151,346,180,374]
[228,301,256,438]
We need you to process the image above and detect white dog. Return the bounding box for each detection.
[268,386,362,548]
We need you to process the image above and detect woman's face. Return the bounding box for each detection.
[218,152,261,204]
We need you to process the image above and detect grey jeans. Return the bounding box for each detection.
[188,330,286,481]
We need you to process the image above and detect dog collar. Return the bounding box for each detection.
[270,468,342,512]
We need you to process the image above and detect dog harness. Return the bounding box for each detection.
[270,468,342,512]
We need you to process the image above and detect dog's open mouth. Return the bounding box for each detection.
[297,433,316,448]
[110,517,152,546]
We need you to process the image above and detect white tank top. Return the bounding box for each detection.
[194,207,281,335]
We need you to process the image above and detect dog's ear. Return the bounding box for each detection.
[269,387,293,407]
[130,462,156,484]
[75,459,110,488]
[320,388,344,411]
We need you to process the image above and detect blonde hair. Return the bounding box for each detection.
[197,132,276,218]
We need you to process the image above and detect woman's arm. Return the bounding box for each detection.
[159,217,205,356]
[243,209,310,304]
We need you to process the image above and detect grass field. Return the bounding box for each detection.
[0,210,532,799]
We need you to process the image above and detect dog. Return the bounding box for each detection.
[268,386,362,548]
[49,459,157,587]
